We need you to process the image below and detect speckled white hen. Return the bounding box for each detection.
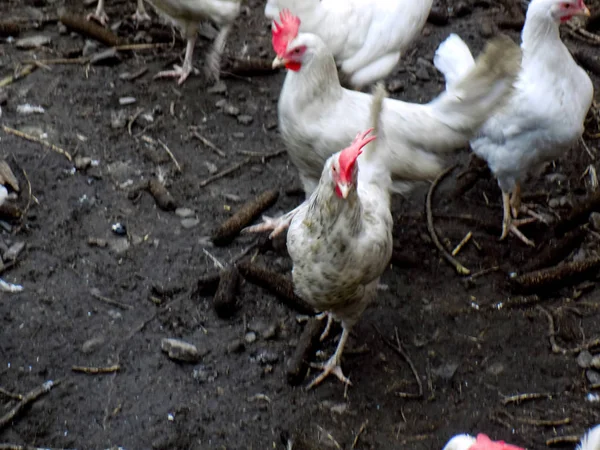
[264,0,433,89]
[261,86,392,388]
[86,0,151,25]
[434,0,593,246]
[144,0,241,84]
[263,10,521,204]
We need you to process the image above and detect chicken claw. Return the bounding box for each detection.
[316,312,334,342]
[243,215,291,238]
[501,192,536,246]
[132,9,151,23]
[86,11,109,26]
[307,326,352,389]
[154,65,192,85]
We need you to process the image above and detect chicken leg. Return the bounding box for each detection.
[243,204,303,238]
[500,191,536,246]
[154,33,197,85]
[87,0,109,26]
[316,312,334,342]
[307,324,352,389]
[132,0,151,23]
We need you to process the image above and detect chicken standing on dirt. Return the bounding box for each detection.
[144,0,241,84]
[263,0,433,89]
[434,0,593,246]
[251,86,392,388]
[249,10,521,234]
[86,0,151,25]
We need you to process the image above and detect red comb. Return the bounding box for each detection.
[338,128,376,181]
[470,434,525,450]
[272,9,301,56]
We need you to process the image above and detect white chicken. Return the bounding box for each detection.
[144,0,241,84]
[86,0,151,25]
[579,424,600,450]
[434,0,593,246]
[251,84,392,388]
[250,10,520,235]
[263,0,433,89]
[443,433,524,450]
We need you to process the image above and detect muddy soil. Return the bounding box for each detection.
[1,0,600,449]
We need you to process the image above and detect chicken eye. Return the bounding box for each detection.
[294,48,301,54]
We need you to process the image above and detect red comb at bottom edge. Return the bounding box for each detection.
[471,434,526,450]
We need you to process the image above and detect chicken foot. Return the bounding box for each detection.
[132,0,151,23]
[500,191,536,247]
[154,34,197,85]
[315,312,334,342]
[243,204,303,239]
[307,325,352,389]
[86,0,109,26]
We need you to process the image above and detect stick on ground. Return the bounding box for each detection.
[0,380,61,431]
[213,266,241,319]
[59,14,124,47]
[426,165,470,275]
[2,126,72,162]
[286,318,326,386]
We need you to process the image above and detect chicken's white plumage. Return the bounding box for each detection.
[579,425,600,450]
[264,0,433,88]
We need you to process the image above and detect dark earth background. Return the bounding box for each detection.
[1,0,600,448]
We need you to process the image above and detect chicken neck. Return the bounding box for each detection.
[521,4,564,66]
[307,181,363,236]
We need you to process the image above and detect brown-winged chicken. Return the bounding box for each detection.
[268,85,392,388]
[434,0,593,246]
[264,0,433,89]
[265,11,521,218]
[86,0,151,25]
[144,0,241,84]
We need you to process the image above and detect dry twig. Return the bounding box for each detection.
[351,421,368,449]
[501,392,552,405]
[59,14,124,47]
[157,139,182,173]
[538,306,600,354]
[0,380,61,430]
[0,388,22,401]
[191,131,226,158]
[451,231,473,256]
[90,288,133,310]
[0,64,37,88]
[546,435,581,447]
[2,126,72,162]
[426,165,470,275]
[72,365,120,374]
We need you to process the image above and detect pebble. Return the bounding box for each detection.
[108,237,130,254]
[546,173,567,184]
[590,212,600,232]
[255,350,278,365]
[161,338,206,363]
[237,115,253,125]
[90,48,121,66]
[262,324,278,340]
[232,132,245,139]
[592,355,600,370]
[432,362,459,380]
[107,309,122,320]
[205,161,218,174]
[58,23,68,35]
[586,369,600,384]
[88,237,107,247]
[244,331,257,344]
[82,40,99,57]
[15,35,51,49]
[486,361,504,376]
[415,66,430,82]
[119,97,137,106]
[192,365,217,383]
[480,21,494,38]
[175,207,195,218]
[17,104,45,114]
[224,105,240,117]
[207,81,227,95]
[75,156,93,171]
[0,89,7,105]
[578,350,593,368]
[111,110,127,129]
[81,336,105,354]
[227,338,245,354]
[180,218,199,229]
[3,241,25,261]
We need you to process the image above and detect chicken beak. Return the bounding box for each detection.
[579,2,591,16]
[272,56,286,69]
[338,183,351,199]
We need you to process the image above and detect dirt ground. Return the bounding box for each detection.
[1,0,600,449]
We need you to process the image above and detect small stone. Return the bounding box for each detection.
[207,81,227,95]
[227,338,245,354]
[266,120,278,130]
[75,156,92,170]
[262,324,278,340]
[237,115,253,125]
[81,336,105,354]
[161,338,205,363]
[224,105,240,116]
[90,48,121,66]
[486,361,504,376]
[0,89,7,105]
[454,1,473,17]
[119,97,136,106]
[16,104,45,114]
[586,369,600,384]
[107,309,122,320]
[3,242,25,261]
[205,161,218,174]
[232,132,245,139]
[82,40,99,57]
[480,21,494,38]
[578,350,593,368]
[255,350,278,365]
[58,23,68,35]
[111,222,127,236]
[548,198,561,209]
[15,35,51,49]
[181,218,199,229]
[244,331,257,344]
[88,237,107,247]
[591,355,600,370]
[111,110,127,129]
[175,207,195,218]
[590,213,600,232]
[432,362,459,380]
[215,99,227,109]
[108,238,130,254]
[415,66,430,82]
[387,79,405,93]
[192,365,217,383]
[546,173,567,184]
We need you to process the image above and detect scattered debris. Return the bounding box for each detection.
[0,279,23,293]
[161,338,205,363]
[16,104,45,115]
[286,318,326,386]
[213,266,241,319]
[147,178,177,211]
[111,222,127,236]
[59,14,125,47]
[0,380,61,431]
[72,365,120,374]
[212,189,279,246]
[15,35,51,49]
[89,287,132,310]
[511,257,600,293]
[2,125,72,162]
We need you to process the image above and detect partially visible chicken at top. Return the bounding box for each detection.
[145,0,241,85]
[86,0,151,26]
[266,10,521,200]
[434,0,593,246]
[443,433,524,450]
[264,0,432,89]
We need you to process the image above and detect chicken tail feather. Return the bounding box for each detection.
[433,33,476,91]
